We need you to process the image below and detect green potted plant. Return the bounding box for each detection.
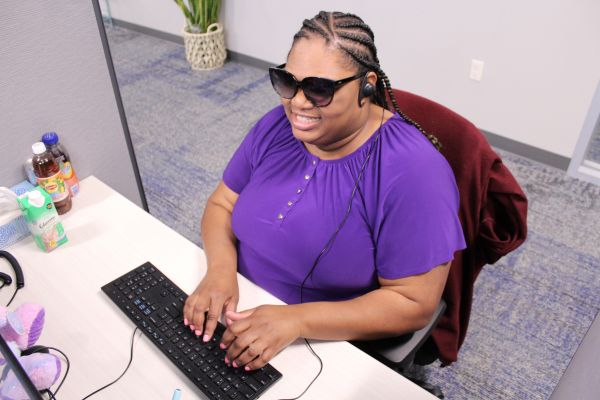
[173,0,226,70]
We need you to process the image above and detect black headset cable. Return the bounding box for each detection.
[282,107,386,400]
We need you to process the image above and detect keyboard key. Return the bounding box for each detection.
[245,377,260,392]
[252,371,270,386]
[165,306,179,318]
[238,385,254,399]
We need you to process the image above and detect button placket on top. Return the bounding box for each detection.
[275,157,319,226]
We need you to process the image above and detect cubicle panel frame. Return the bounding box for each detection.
[568,80,600,186]
[92,0,148,211]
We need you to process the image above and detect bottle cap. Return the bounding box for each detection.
[41,132,59,146]
[27,190,45,208]
[32,142,47,155]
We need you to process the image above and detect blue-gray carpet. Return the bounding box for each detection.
[105,24,600,399]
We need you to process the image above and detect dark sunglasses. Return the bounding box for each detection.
[268,64,364,107]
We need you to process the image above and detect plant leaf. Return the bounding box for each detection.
[189,0,197,18]
[192,0,201,27]
[173,0,193,25]
[210,0,220,25]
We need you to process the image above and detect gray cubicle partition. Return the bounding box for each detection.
[0,0,147,210]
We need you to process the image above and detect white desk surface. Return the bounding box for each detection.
[1,176,436,400]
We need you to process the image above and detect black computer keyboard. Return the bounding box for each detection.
[101,262,282,400]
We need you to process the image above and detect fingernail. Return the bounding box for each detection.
[224,356,229,363]
[203,334,210,342]
[195,329,201,336]
[184,318,188,325]
[190,325,195,331]
[232,361,238,368]
[245,366,251,371]
[219,343,226,349]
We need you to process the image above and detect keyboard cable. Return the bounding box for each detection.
[80,327,142,400]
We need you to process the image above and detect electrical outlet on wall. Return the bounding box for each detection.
[470,59,484,81]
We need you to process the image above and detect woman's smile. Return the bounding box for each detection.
[290,111,322,131]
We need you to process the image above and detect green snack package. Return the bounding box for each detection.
[17,186,68,252]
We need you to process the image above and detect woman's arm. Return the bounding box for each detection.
[298,261,450,339]
[201,181,239,276]
[183,181,240,341]
[221,261,451,370]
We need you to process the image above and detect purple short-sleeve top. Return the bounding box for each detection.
[224,105,466,304]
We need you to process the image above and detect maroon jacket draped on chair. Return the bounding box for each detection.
[390,89,528,365]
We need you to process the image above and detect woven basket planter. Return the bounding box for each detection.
[182,23,227,70]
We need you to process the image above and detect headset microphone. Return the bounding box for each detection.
[0,250,24,288]
[0,250,25,306]
[0,272,12,285]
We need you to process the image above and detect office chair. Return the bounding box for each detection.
[352,89,528,398]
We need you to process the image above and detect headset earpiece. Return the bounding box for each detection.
[358,75,375,107]
[362,82,375,98]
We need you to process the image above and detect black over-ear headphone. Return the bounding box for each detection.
[358,74,375,107]
[0,250,25,288]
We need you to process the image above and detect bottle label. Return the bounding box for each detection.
[61,161,79,196]
[37,172,69,202]
[61,161,73,180]
[67,178,80,196]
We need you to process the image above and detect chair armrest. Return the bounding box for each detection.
[350,299,446,371]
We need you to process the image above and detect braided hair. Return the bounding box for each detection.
[292,11,442,150]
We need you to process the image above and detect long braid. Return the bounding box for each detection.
[380,71,443,151]
[292,11,442,151]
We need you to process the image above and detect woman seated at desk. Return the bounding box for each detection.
[184,11,466,371]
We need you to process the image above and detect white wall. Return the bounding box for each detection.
[100,0,183,36]
[104,0,600,158]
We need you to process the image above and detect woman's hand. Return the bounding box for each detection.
[220,305,303,371]
[183,268,239,342]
